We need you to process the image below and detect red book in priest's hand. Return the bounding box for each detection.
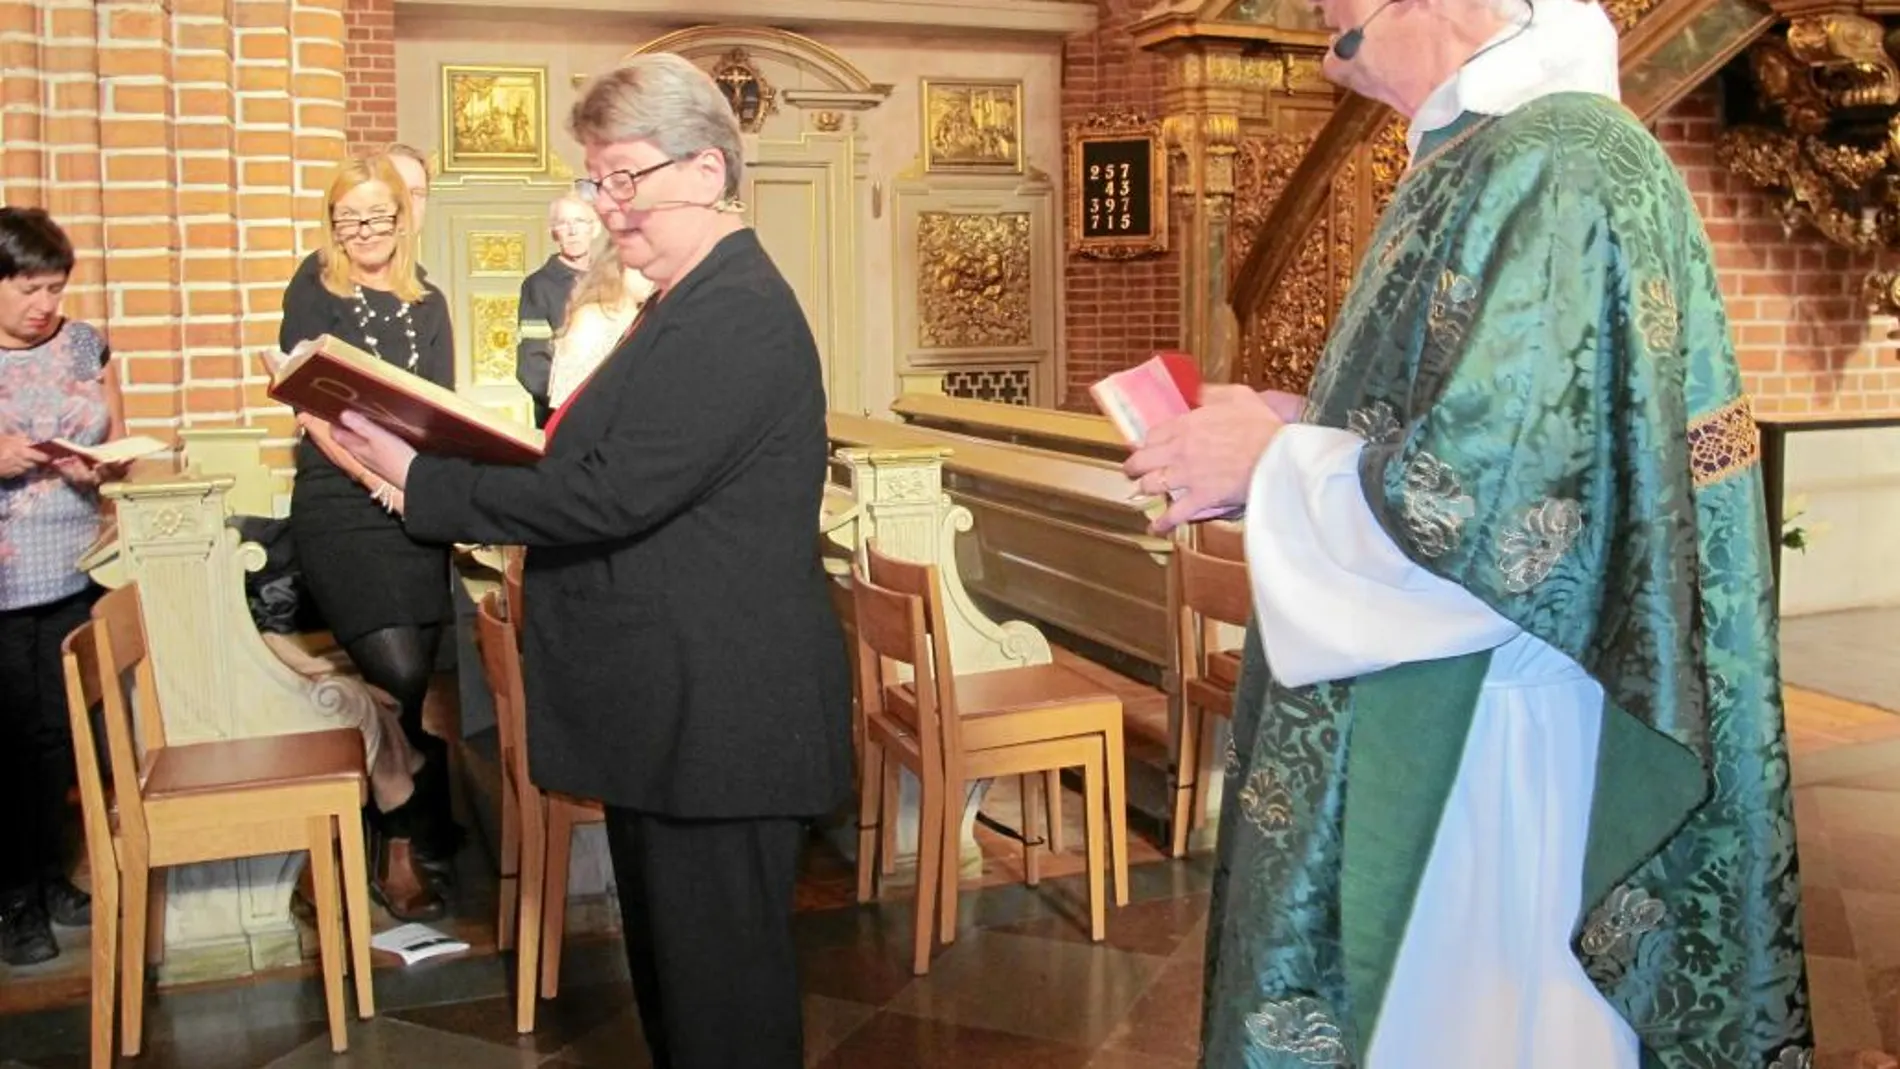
[265,334,545,465]
[1088,351,1203,447]
[1090,351,1233,523]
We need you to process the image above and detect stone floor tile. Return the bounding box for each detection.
[883,930,1163,1049]
[260,1017,537,1069]
[811,1011,1096,1069]
[990,892,1210,959]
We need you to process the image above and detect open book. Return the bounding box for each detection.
[34,435,167,466]
[267,335,545,465]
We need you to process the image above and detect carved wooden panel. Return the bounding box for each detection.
[943,366,1034,405]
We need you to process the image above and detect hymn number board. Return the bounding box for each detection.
[1067,114,1167,260]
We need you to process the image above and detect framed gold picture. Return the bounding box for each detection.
[440,64,548,174]
[921,80,1024,174]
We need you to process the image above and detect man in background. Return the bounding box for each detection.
[515,194,597,427]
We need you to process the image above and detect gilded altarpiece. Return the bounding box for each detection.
[891,164,1059,405]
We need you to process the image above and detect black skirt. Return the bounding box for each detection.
[289,441,450,645]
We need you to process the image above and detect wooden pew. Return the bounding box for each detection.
[828,412,1173,682]
[88,455,394,985]
[890,393,1129,463]
[835,404,1254,845]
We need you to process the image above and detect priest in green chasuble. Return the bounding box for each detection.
[1123,0,1813,1066]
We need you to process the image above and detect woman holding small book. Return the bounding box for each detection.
[332,55,852,1069]
[277,152,459,920]
[0,206,126,965]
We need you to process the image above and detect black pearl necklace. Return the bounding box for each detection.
[351,284,419,373]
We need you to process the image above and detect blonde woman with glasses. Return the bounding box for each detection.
[276,151,460,923]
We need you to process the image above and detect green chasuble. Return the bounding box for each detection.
[1200,93,1811,1069]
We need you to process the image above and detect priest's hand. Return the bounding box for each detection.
[333,411,417,492]
[1260,389,1305,423]
[1124,384,1284,534]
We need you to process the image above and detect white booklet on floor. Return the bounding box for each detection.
[370,922,469,966]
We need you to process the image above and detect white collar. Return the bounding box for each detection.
[1406,0,1622,161]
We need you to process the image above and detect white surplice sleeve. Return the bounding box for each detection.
[1244,425,1519,687]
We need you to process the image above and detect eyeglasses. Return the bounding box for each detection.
[551,218,595,232]
[574,160,674,205]
[332,215,398,238]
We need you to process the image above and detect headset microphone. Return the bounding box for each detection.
[623,189,746,214]
[1331,0,1398,59]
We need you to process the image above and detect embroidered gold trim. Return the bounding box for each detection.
[1408,117,1497,177]
[1687,396,1759,489]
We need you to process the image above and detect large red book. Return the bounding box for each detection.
[267,334,544,465]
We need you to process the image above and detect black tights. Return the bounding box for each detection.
[344,624,442,755]
[344,625,456,851]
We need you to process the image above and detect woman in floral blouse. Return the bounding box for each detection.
[0,207,125,966]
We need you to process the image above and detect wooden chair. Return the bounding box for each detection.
[494,552,524,958]
[474,587,604,1034]
[63,585,375,1063]
[852,544,1128,973]
[1168,537,1251,858]
[1198,520,1245,563]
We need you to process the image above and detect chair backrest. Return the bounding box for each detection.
[59,622,119,883]
[1197,521,1244,561]
[849,553,945,777]
[474,591,531,790]
[1172,542,1251,686]
[90,583,161,839]
[861,542,964,768]
[502,550,524,626]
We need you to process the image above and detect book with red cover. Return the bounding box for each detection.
[1087,351,1203,447]
[267,334,545,465]
[1090,352,1232,523]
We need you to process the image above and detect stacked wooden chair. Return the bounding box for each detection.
[61,583,375,1066]
[1168,521,1250,858]
[850,543,1129,974]
[474,554,604,1034]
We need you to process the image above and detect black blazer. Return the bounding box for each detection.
[404,230,852,819]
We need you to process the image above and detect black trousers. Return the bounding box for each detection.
[0,586,100,895]
[603,808,806,1069]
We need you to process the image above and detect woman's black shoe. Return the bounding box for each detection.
[43,877,91,927]
[0,890,58,967]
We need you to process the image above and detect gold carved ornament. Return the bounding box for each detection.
[915,211,1034,350]
[711,48,777,133]
[1714,18,1900,331]
[470,295,522,384]
[1230,131,1333,393]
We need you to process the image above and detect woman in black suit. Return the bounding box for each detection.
[278,152,458,921]
[334,55,853,1069]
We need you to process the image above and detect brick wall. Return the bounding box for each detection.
[1060,0,1182,408]
[343,0,393,154]
[1656,85,1900,415]
[0,0,349,470]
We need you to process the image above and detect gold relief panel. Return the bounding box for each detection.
[469,295,522,385]
[440,65,548,174]
[467,231,527,276]
[916,211,1033,350]
[922,80,1024,174]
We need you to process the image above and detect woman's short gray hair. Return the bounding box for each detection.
[570,54,745,199]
